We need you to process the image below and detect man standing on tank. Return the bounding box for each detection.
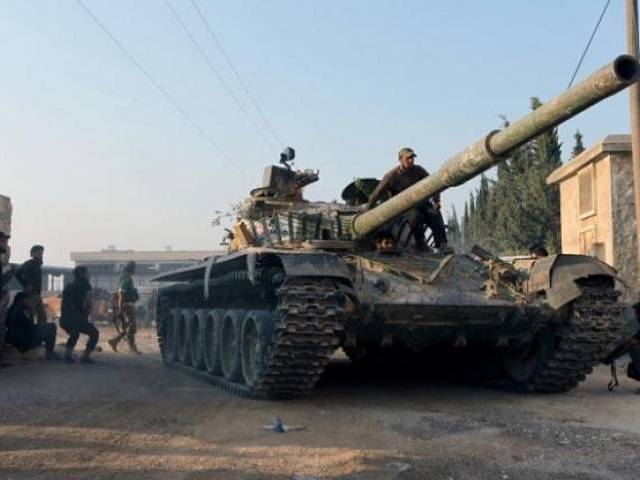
[366,148,447,250]
[60,266,99,363]
[108,261,141,355]
[15,245,47,324]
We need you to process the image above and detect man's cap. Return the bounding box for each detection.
[398,147,416,159]
[0,230,10,239]
[30,244,44,255]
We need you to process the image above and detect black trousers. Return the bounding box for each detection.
[64,322,99,352]
[406,202,448,248]
[628,338,640,381]
[24,323,57,353]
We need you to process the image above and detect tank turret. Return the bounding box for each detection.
[352,55,639,238]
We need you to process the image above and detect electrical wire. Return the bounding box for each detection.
[567,0,612,89]
[189,0,284,148]
[163,0,278,155]
[75,0,252,180]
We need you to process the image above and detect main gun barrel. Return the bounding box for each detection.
[352,55,640,238]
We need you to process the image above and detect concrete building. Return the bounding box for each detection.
[70,248,219,294]
[0,195,10,237]
[547,134,638,299]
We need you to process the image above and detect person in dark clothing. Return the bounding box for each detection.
[366,147,447,249]
[529,243,549,258]
[14,244,47,325]
[60,266,99,364]
[6,292,59,358]
[604,302,640,391]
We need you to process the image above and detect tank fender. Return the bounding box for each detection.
[527,254,618,309]
[276,252,351,280]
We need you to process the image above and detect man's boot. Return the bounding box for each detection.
[79,347,96,364]
[107,336,121,353]
[63,346,75,364]
[128,337,142,355]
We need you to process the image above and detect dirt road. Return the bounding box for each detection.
[0,326,639,479]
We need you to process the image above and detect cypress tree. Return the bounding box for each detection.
[460,101,564,256]
[446,206,461,249]
[572,130,585,158]
[474,174,494,248]
[468,194,476,246]
[462,202,470,250]
[529,97,562,253]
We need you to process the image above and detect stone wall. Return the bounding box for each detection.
[0,195,12,353]
[611,153,639,302]
[0,195,11,236]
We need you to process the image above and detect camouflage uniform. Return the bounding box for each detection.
[108,266,141,354]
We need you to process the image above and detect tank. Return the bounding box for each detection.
[154,55,639,398]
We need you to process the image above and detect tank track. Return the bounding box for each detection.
[156,276,344,399]
[252,278,344,398]
[527,283,624,393]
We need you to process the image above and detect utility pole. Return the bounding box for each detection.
[627,0,640,292]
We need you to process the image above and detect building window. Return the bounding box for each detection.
[578,164,596,218]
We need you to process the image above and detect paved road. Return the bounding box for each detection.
[0,329,639,479]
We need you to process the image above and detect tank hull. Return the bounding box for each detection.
[154,248,623,397]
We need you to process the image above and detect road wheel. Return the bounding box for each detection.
[503,328,555,382]
[177,309,193,366]
[241,311,275,387]
[504,279,623,392]
[168,309,182,362]
[203,309,224,375]
[343,342,389,366]
[220,309,246,382]
[160,306,173,363]
[190,309,208,369]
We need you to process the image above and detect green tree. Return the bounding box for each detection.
[572,130,585,158]
[473,174,495,248]
[529,97,562,252]
[476,99,563,255]
[462,202,470,250]
[468,194,476,246]
[446,206,461,249]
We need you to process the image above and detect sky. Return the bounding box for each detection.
[0,0,634,266]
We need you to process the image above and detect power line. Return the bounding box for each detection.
[74,0,252,180]
[189,0,284,148]
[163,0,278,155]
[567,0,612,89]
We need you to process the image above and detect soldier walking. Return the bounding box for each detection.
[367,148,448,250]
[15,245,47,324]
[108,261,141,354]
[60,266,99,364]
